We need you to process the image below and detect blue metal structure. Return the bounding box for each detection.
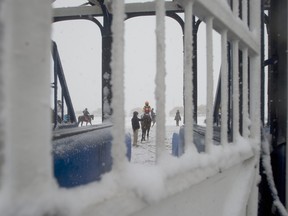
[53,125,131,188]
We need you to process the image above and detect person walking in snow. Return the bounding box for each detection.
[174,110,181,126]
[131,111,142,147]
[151,108,156,127]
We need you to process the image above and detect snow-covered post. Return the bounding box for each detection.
[155,0,167,162]
[242,0,248,25]
[183,0,196,153]
[247,0,261,215]
[205,16,214,153]
[248,0,261,143]
[0,0,4,187]
[232,0,239,18]
[220,30,228,145]
[0,0,54,211]
[110,0,127,171]
[232,40,240,140]
[242,48,249,139]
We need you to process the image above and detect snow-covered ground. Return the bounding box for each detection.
[125,116,206,166]
[127,125,179,166]
[88,115,205,166]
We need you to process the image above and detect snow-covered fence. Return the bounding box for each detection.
[173,0,261,151]
[0,0,261,215]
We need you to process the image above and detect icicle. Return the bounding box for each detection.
[232,40,239,140]
[220,30,228,145]
[205,16,214,153]
[111,0,127,170]
[155,0,167,162]
[184,1,196,153]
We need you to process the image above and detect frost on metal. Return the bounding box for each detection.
[0,0,4,185]
[155,0,167,161]
[110,0,127,170]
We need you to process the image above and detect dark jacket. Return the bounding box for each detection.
[131,114,142,131]
[174,111,181,121]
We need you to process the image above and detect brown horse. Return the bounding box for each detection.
[78,115,94,126]
[141,114,152,142]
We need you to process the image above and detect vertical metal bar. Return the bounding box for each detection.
[53,46,58,128]
[232,40,240,140]
[184,1,196,153]
[221,30,228,145]
[192,16,198,124]
[286,1,288,208]
[260,0,265,124]
[242,48,249,138]
[100,3,113,122]
[111,0,126,170]
[155,0,167,162]
[52,41,76,123]
[1,0,54,201]
[227,42,232,140]
[205,16,214,153]
[61,93,64,119]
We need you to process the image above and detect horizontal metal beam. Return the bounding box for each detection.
[53,1,183,19]
[53,0,259,56]
[53,5,103,18]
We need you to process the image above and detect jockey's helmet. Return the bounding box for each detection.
[145,101,149,105]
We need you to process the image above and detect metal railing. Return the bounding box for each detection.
[0,0,261,215]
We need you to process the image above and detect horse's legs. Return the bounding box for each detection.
[141,129,146,142]
[147,128,150,140]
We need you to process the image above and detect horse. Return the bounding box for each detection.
[141,114,152,142]
[78,114,94,126]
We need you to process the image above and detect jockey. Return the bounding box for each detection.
[143,101,151,115]
[83,108,90,121]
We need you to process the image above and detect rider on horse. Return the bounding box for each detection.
[143,101,151,115]
[83,108,90,121]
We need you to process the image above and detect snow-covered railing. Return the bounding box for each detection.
[0,0,261,215]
